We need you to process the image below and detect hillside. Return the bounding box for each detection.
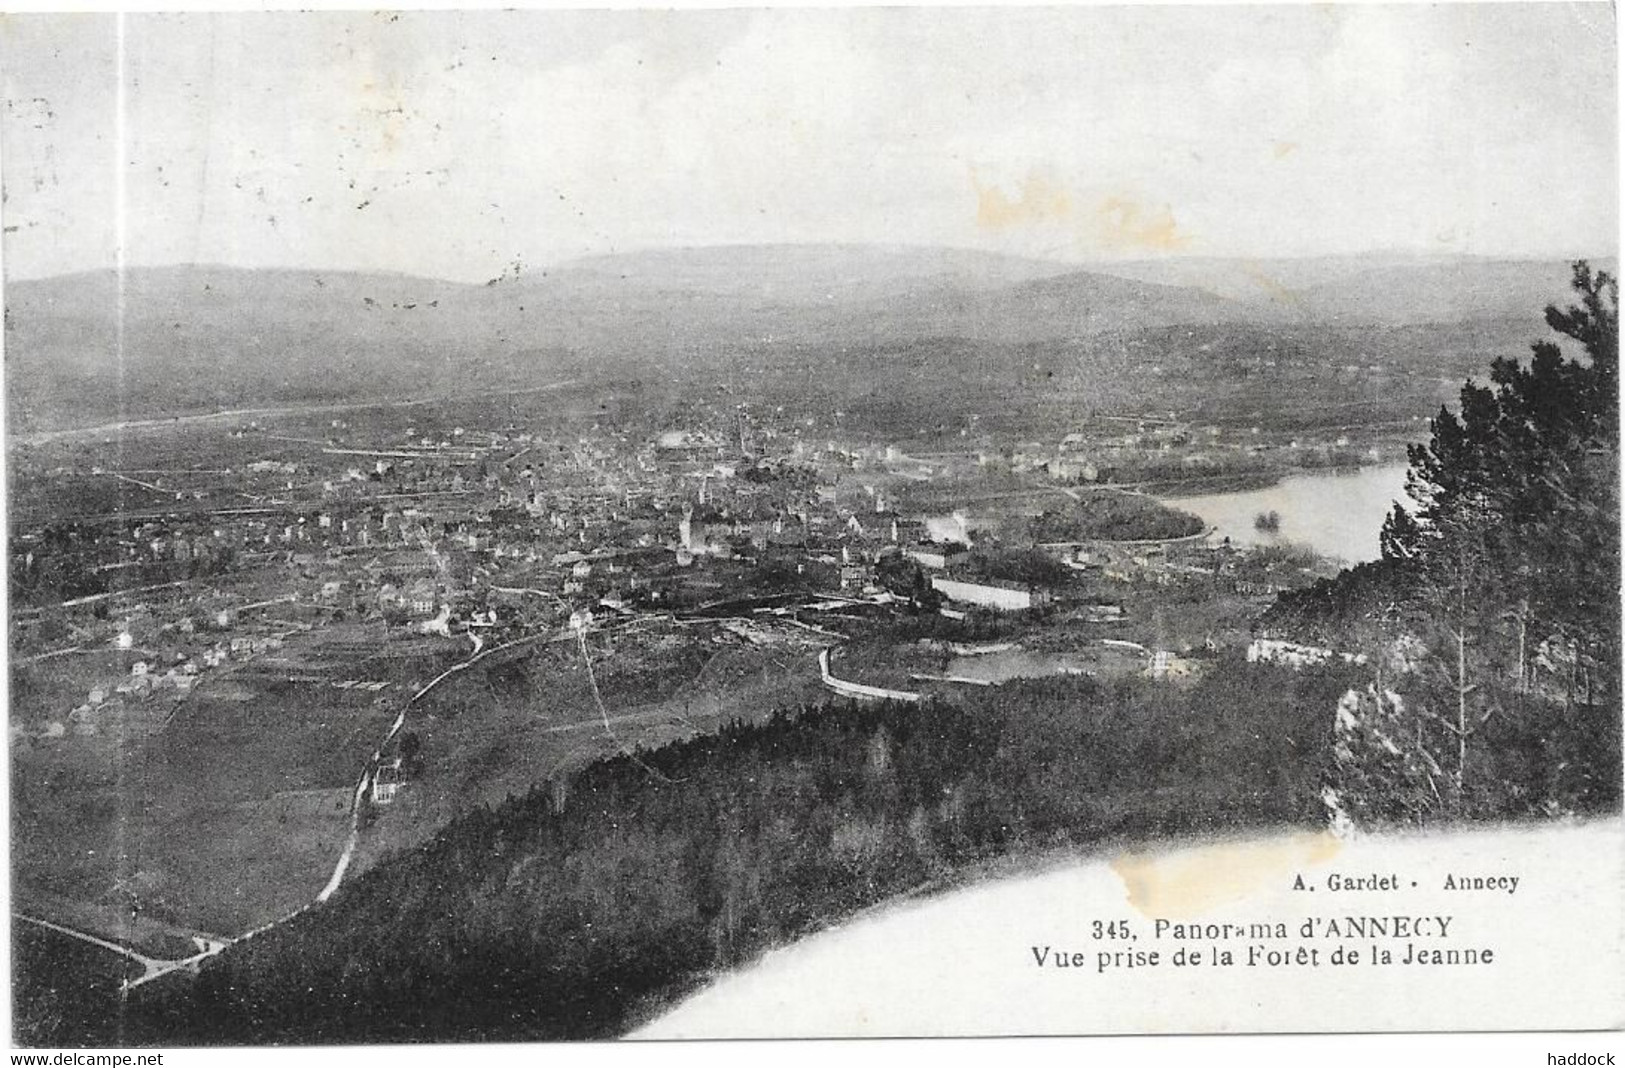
[549,243,1084,298]
[1097,254,1602,322]
[2,267,553,432]
[124,667,1356,1043]
[1285,258,1614,326]
[2,247,1593,433]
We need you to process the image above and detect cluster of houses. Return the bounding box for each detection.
[15,397,1368,762]
[24,632,289,745]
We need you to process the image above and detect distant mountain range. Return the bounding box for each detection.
[3,245,1602,433]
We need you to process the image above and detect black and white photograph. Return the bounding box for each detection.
[2,2,1621,1053]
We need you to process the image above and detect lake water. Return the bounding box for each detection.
[1162,463,1412,563]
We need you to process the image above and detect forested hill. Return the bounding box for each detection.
[121,664,1354,1045]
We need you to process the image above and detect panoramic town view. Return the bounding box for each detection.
[4,4,1620,1051]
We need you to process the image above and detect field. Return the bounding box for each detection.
[353,619,830,869]
[11,622,465,936]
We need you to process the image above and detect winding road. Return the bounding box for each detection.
[15,623,574,991]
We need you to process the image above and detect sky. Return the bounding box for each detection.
[0,4,1617,283]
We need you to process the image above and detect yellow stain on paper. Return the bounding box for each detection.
[972,169,1074,229]
[1097,196,1191,253]
[1110,831,1343,918]
[969,169,1193,254]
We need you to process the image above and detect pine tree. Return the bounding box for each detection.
[1372,261,1619,814]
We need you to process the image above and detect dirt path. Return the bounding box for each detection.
[12,913,226,990]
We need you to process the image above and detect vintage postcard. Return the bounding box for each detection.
[2,2,1620,1053]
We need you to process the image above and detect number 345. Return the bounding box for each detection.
[1092,919,1132,940]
